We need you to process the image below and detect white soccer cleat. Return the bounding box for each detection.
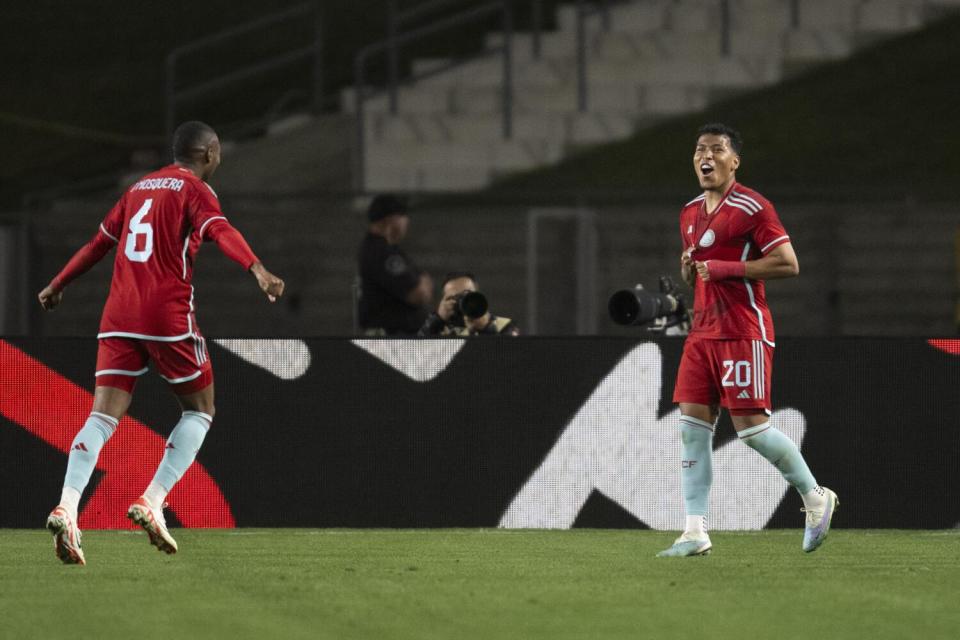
[656,531,713,557]
[46,506,86,566]
[127,497,178,554]
[802,487,839,553]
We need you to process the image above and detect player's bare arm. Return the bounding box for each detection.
[680,249,696,288]
[251,261,285,303]
[695,242,798,282]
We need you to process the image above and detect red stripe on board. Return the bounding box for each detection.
[928,339,960,356]
[0,340,235,529]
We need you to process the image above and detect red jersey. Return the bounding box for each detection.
[96,165,233,340]
[679,182,790,345]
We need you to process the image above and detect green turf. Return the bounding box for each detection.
[1,529,957,640]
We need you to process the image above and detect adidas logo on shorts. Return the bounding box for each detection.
[737,390,751,399]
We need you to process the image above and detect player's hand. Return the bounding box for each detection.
[251,262,285,303]
[681,249,694,269]
[38,284,63,311]
[695,261,712,282]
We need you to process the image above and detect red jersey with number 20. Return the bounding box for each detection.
[97,165,230,340]
[679,182,790,345]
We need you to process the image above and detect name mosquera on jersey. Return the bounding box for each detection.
[96,166,230,342]
[680,182,790,346]
[130,177,186,193]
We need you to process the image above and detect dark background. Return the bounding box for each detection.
[2,337,958,529]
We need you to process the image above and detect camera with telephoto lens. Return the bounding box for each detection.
[608,276,690,332]
[450,290,489,323]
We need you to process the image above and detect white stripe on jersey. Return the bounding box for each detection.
[740,242,776,347]
[181,235,190,280]
[198,216,227,240]
[754,340,764,399]
[743,281,775,347]
[760,341,765,398]
[194,334,207,365]
[755,340,763,398]
[732,190,762,209]
[187,286,195,337]
[159,370,203,384]
[95,367,149,377]
[97,330,192,342]
[760,235,790,254]
[725,199,756,216]
[727,193,761,213]
[685,194,706,207]
[99,224,119,243]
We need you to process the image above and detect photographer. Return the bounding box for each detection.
[418,272,519,337]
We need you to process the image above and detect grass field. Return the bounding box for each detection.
[1,529,957,640]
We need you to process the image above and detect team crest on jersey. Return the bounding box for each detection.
[699,229,716,248]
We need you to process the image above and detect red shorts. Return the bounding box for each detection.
[95,336,213,395]
[672,336,772,415]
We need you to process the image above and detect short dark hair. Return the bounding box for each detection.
[367,194,408,222]
[172,121,217,161]
[697,123,742,155]
[442,271,478,288]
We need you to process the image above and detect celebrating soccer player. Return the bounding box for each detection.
[659,123,838,557]
[39,121,284,565]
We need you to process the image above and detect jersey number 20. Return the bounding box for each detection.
[125,198,154,262]
[721,360,751,388]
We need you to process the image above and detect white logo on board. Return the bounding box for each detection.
[699,229,716,247]
[349,340,810,530]
[499,343,808,531]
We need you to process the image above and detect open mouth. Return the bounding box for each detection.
[700,163,714,177]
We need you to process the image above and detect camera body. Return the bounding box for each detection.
[608,276,690,332]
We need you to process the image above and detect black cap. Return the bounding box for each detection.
[367,194,408,222]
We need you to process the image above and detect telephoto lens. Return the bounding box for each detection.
[458,291,488,319]
[608,287,678,326]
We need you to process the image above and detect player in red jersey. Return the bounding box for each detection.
[39,121,284,564]
[658,124,838,557]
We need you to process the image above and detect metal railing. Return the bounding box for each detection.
[164,2,323,140]
[387,0,550,103]
[354,0,514,190]
[575,0,619,112]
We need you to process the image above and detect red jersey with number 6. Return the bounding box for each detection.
[96,165,230,340]
[679,182,790,345]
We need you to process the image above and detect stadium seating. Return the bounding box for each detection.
[343,0,937,191]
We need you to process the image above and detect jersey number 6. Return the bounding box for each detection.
[125,198,154,263]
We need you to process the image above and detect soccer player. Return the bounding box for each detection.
[658,123,838,557]
[39,121,284,565]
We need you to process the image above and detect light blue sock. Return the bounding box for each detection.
[679,415,714,517]
[738,422,817,494]
[150,411,211,493]
[64,412,118,493]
